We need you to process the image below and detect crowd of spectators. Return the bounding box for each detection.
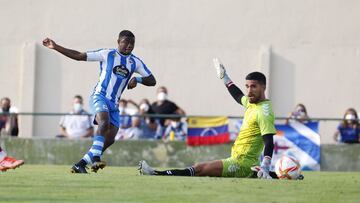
[285,103,359,144]
[57,86,187,141]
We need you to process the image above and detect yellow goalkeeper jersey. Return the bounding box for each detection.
[231,96,277,164]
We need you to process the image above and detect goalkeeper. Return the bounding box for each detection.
[139,59,276,179]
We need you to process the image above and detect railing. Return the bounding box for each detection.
[0,112,353,144]
[0,112,350,121]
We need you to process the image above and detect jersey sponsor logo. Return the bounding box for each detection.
[113,65,129,78]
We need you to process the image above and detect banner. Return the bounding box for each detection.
[273,121,320,171]
[187,117,230,146]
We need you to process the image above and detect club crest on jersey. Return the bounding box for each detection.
[113,65,129,78]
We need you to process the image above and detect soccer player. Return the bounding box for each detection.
[139,59,277,179]
[0,147,24,171]
[43,30,156,173]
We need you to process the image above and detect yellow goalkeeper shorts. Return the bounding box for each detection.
[221,157,254,178]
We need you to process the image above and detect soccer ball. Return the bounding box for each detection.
[275,155,302,180]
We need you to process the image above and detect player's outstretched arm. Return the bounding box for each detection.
[213,58,244,104]
[127,74,156,89]
[42,38,87,61]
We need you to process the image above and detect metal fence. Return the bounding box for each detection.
[0,112,352,144]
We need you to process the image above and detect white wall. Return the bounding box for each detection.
[0,0,359,143]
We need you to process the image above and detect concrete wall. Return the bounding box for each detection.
[1,0,360,143]
[2,138,360,171]
[1,138,230,168]
[321,144,360,171]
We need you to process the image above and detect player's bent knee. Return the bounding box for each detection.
[97,120,111,133]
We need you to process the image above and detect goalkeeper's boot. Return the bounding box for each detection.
[71,164,88,174]
[250,166,260,178]
[0,156,24,171]
[138,160,155,175]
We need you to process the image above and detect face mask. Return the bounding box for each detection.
[157,92,167,101]
[140,103,149,112]
[119,106,126,114]
[73,103,83,113]
[2,106,10,112]
[298,111,305,117]
[345,114,356,122]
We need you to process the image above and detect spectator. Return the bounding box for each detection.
[132,99,158,139]
[58,95,94,139]
[334,108,360,144]
[115,99,138,140]
[151,86,186,139]
[285,103,310,124]
[163,118,187,141]
[0,97,19,136]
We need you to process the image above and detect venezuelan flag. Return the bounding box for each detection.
[187,117,230,146]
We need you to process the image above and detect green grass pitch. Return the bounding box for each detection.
[0,165,359,203]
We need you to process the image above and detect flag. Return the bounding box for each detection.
[273,121,320,171]
[187,117,230,146]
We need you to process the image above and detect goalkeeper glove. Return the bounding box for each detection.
[257,156,272,179]
[213,58,231,85]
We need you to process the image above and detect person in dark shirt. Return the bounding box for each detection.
[334,108,360,143]
[151,86,185,139]
[0,97,19,136]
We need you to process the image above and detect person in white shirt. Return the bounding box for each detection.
[58,95,94,139]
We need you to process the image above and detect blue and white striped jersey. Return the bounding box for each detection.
[86,49,152,103]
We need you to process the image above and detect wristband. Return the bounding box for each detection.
[223,74,232,86]
[261,156,271,168]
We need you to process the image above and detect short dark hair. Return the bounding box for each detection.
[157,86,168,94]
[245,72,266,85]
[74,95,83,101]
[119,30,135,39]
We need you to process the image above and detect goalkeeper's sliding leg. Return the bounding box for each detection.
[139,157,260,178]
[139,160,223,177]
[139,160,286,179]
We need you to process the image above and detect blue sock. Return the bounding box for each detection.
[81,135,105,165]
